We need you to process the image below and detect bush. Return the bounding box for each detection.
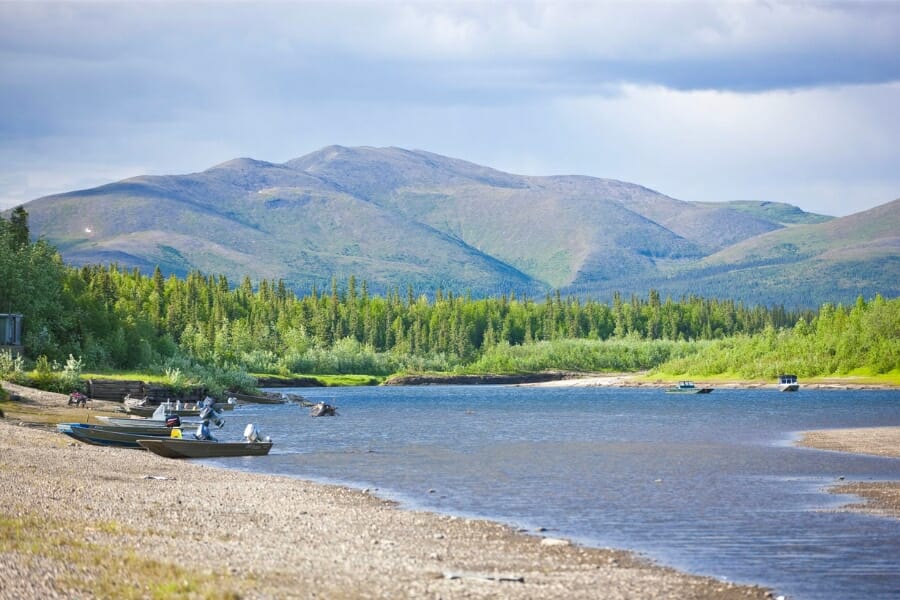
[151,355,258,398]
[0,350,25,378]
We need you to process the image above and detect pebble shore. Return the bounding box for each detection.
[797,427,900,519]
[0,383,775,599]
[5,381,898,598]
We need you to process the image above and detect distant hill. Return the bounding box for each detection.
[14,145,896,307]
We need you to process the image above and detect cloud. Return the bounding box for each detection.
[547,82,900,215]
[0,1,898,216]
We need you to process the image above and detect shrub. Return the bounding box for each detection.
[0,350,25,378]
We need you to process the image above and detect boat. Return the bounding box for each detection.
[665,381,713,394]
[778,374,800,392]
[310,401,337,416]
[57,422,181,448]
[227,391,288,405]
[137,438,273,458]
[124,400,234,418]
[138,424,273,458]
[95,415,204,428]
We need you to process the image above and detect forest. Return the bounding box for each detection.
[1,208,898,393]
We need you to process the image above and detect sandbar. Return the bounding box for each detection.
[798,427,900,519]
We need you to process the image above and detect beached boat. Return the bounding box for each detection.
[137,437,273,459]
[95,415,204,428]
[227,391,288,405]
[138,424,272,458]
[226,391,311,406]
[57,422,180,448]
[125,401,234,418]
[665,381,713,394]
[778,374,800,392]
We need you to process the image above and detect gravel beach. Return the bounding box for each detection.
[797,427,900,519]
[0,383,773,599]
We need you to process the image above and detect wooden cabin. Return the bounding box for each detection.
[0,313,23,356]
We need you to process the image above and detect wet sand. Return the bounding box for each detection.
[798,427,900,519]
[0,381,772,599]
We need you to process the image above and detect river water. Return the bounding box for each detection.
[207,385,900,600]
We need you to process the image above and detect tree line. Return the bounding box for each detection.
[1,208,897,381]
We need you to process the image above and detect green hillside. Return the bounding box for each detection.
[15,145,894,307]
[603,200,900,306]
[694,200,833,226]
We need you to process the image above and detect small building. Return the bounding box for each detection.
[0,313,24,356]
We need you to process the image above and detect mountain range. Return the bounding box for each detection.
[14,145,899,307]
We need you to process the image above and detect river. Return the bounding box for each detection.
[206,385,900,600]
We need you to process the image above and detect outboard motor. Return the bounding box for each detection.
[243,423,260,442]
[194,421,216,441]
[165,415,181,428]
[199,405,225,429]
[243,423,271,443]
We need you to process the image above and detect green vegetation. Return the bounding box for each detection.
[655,295,899,379]
[697,200,833,225]
[2,207,898,388]
[270,373,383,387]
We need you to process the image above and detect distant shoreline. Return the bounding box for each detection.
[383,371,898,390]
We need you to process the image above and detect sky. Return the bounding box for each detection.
[1,1,898,217]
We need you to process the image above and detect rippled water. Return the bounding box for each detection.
[207,386,900,600]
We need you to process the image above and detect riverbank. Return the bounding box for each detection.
[798,427,900,519]
[380,368,899,389]
[0,382,772,599]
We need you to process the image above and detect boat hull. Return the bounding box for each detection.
[665,381,713,394]
[137,438,273,459]
[125,404,234,418]
[96,416,204,427]
[228,391,287,405]
[57,423,178,448]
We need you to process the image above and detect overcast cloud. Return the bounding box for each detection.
[1,1,898,216]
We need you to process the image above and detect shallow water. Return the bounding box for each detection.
[210,386,900,600]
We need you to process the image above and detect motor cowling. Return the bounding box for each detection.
[243,423,260,442]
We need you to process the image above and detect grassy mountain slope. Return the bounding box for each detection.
[572,200,898,306]
[694,200,833,226]
[18,145,890,306]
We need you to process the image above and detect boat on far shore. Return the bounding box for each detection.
[665,381,713,394]
[778,374,800,392]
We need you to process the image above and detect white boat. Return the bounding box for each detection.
[778,374,800,392]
